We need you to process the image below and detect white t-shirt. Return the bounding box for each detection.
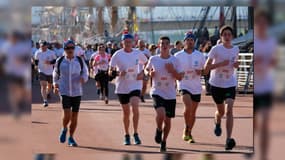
[34,49,57,75]
[110,48,148,94]
[208,44,239,88]
[136,48,151,58]
[146,55,182,99]
[254,36,277,94]
[175,50,205,94]
[85,49,94,61]
[54,48,64,57]
[94,53,110,71]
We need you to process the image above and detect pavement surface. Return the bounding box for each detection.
[31,79,254,160]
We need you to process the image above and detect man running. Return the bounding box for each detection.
[53,40,88,147]
[92,43,110,104]
[136,39,151,102]
[34,40,57,107]
[254,9,277,160]
[175,32,205,143]
[109,33,147,145]
[145,36,183,152]
[204,25,239,150]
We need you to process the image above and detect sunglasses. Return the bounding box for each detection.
[64,46,75,50]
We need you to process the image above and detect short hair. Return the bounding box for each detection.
[254,8,272,24]
[159,36,170,43]
[175,40,181,46]
[219,25,233,36]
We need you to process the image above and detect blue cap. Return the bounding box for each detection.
[183,31,196,41]
[121,33,134,40]
[63,40,75,48]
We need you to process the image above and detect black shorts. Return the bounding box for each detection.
[179,89,201,102]
[254,92,273,112]
[211,85,236,104]
[61,95,81,112]
[95,70,108,81]
[152,95,176,118]
[39,72,52,83]
[117,90,141,105]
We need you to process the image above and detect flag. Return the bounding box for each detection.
[133,13,139,33]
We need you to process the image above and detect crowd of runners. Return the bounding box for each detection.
[31,25,240,152]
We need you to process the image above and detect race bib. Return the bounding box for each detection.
[219,69,230,80]
[100,60,108,70]
[184,70,196,80]
[125,66,138,80]
[157,76,168,87]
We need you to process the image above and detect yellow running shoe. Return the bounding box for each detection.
[188,135,195,143]
[182,128,190,141]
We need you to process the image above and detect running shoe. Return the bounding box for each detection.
[225,138,236,150]
[160,141,166,152]
[182,128,190,141]
[59,128,67,143]
[68,137,78,147]
[133,133,141,145]
[43,101,48,107]
[155,128,162,144]
[124,134,131,145]
[188,135,195,143]
[214,123,222,137]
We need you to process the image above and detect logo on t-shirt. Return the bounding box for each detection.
[194,61,199,67]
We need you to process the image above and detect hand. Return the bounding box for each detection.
[53,84,59,95]
[136,72,144,80]
[233,61,239,68]
[119,70,127,77]
[165,63,175,73]
[80,77,85,84]
[219,60,230,67]
[195,69,202,75]
[149,69,155,78]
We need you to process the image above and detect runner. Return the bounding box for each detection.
[170,40,183,55]
[175,31,205,143]
[136,39,151,102]
[53,42,64,58]
[254,9,277,160]
[109,33,148,145]
[53,39,88,147]
[92,43,110,104]
[34,40,57,107]
[89,50,101,97]
[204,25,239,150]
[145,36,183,152]
[68,36,85,59]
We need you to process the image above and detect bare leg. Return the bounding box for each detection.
[122,104,130,135]
[69,112,78,137]
[225,98,234,139]
[130,96,140,133]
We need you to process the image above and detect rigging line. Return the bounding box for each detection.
[193,7,205,29]
[169,7,183,32]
